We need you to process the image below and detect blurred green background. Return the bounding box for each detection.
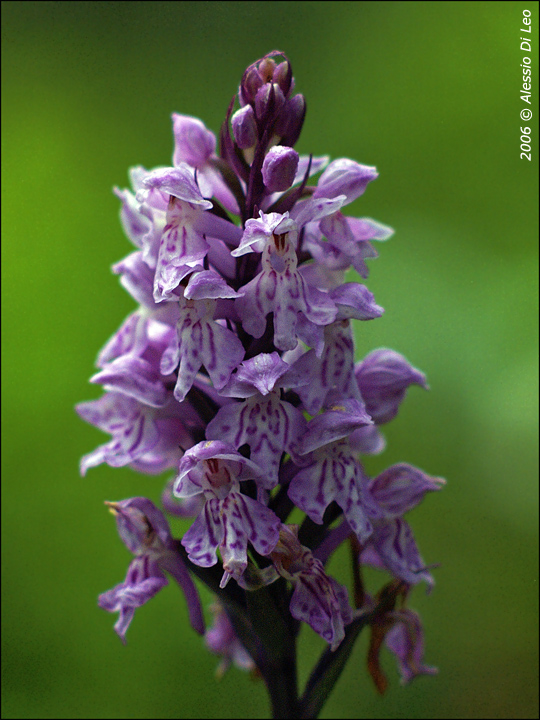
[2,1,538,718]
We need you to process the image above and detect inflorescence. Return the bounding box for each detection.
[77,51,443,715]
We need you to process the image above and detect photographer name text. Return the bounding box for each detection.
[520,9,533,160]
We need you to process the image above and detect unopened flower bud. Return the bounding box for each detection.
[239,52,293,108]
[239,66,264,106]
[272,60,294,98]
[255,82,286,122]
[275,94,306,147]
[258,56,276,82]
[231,105,258,149]
[262,146,299,192]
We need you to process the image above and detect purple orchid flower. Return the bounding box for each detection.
[360,464,445,588]
[385,609,438,684]
[172,114,240,214]
[173,441,281,586]
[355,349,428,424]
[232,207,343,351]
[160,270,246,401]
[206,352,307,488]
[76,392,191,475]
[98,497,204,642]
[288,399,375,542]
[271,525,354,651]
[205,601,256,678]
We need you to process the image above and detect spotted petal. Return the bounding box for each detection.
[288,440,373,542]
[181,493,280,580]
[206,392,306,488]
[365,518,435,588]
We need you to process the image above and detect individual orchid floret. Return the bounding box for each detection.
[95,252,179,367]
[172,114,239,214]
[361,517,435,588]
[173,440,268,500]
[311,216,393,280]
[369,463,446,518]
[313,158,378,205]
[307,161,390,283]
[232,193,343,258]
[91,317,177,405]
[160,270,245,402]
[355,349,428,425]
[354,462,444,589]
[138,166,214,302]
[206,353,307,488]
[233,210,340,351]
[205,601,256,678]
[366,582,437,693]
[137,163,246,302]
[357,465,444,588]
[288,400,375,542]
[335,217,394,278]
[290,283,383,365]
[384,608,438,684]
[98,552,168,644]
[318,211,377,268]
[349,348,427,455]
[261,146,299,192]
[289,320,362,415]
[114,168,171,272]
[232,210,296,255]
[77,392,160,474]
[271,525,353,651]
[98,497,204,642]
[173,441,281,585]
[76,392,194,476]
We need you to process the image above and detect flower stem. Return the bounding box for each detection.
[259,646,299,719]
